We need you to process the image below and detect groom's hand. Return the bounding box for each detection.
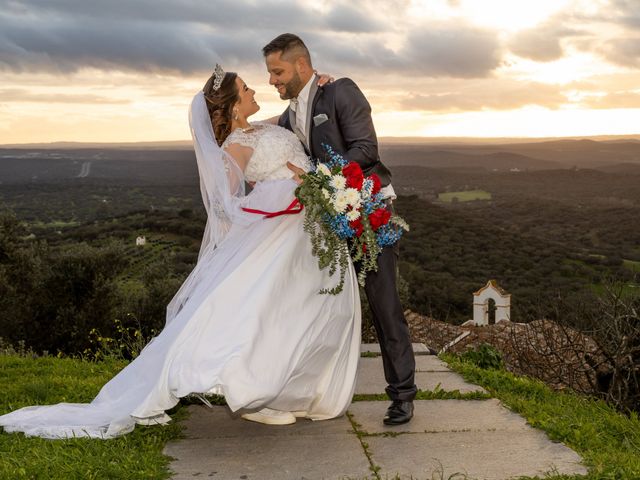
[287,162,305,185]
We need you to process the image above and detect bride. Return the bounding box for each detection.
[0,66,361,439]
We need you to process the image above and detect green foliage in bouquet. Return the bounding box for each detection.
[295,168,351,295]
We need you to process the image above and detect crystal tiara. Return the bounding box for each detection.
[212,64,225,91]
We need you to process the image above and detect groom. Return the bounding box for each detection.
[263,33,417,425]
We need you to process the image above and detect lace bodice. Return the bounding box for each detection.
[223,124,312,182]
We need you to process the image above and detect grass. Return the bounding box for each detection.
[623,259,640,272]
[353,387,490,402]
[0,354,184,479]
[437,189,492,203]
[442,354,640,479]
[589,280,640,298]
[346,411,381,479]
[4,350,640,479]
[115,277,146,296]
[360,351,380,358]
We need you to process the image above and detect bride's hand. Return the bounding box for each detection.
[287,162,305,185]
[315,71,335,87]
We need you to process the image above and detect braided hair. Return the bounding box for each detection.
[203,71,238,146]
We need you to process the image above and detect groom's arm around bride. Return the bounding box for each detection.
[263,33,417,425]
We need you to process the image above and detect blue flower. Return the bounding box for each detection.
[362,200,376,215]
[376,224,404,247]
[324,212,355,239]
[322,143,347,169]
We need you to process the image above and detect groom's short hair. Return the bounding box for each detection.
[262,33,312,67]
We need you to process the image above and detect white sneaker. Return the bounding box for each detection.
[241,408,296,425]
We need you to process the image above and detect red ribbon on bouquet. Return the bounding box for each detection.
[241,198,304,218]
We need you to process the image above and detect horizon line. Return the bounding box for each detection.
[2,133,640,149]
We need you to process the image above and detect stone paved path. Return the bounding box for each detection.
[163,344,587,479]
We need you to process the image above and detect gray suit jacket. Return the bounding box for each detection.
[278,78,392,187]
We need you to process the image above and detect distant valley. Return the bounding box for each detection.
[1,137,638,326]
[2,138,640,187]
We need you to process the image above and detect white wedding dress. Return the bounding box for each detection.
[0,93,361,439]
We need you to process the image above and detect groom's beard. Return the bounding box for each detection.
[280,72,304,100]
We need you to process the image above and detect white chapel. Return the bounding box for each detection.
[469,280,511,326]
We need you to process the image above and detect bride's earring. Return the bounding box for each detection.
[233,109,239,121]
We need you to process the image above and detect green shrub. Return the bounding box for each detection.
[459,343,504,370]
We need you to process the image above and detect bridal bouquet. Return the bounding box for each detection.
[295,145,409,294]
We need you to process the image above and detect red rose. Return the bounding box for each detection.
[369,174,381,195]
[368,208,391,231]
[349,217,364,237]
[342,162,364,190]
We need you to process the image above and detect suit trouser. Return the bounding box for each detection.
[357,236,417,402]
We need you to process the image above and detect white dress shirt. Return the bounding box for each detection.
[290,73,316,137]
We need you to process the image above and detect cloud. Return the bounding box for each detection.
[324,3,386,33]
[398,81,567,111]
[567,71,640,91]
[0,2,378,75]
[508,22,579,62]
[598,37,640,67]
[0,3,502,79]
[0,88,130,104]
[564,0,639,32]
[403,25,502,77]
[0,11,224,74]
[304,32,403,73]
[581,90,640,109]
[1,0,316,30]
[536,2,640,68]
[304,23,503,79]
[609,0,640,30]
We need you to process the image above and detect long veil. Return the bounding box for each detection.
[165,92,249,324]
[165,92,296,325]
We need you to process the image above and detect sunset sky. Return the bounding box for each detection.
[1,0,639,143]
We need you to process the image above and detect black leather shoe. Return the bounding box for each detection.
[383,400,414,425]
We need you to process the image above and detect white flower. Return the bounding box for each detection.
[333,199,348,213]
[331,191,349,213]
[346,209,361,221]
[317,163,331,176]
[321,188,331,200]
[345,188,361,207]
[330,174,346,191]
